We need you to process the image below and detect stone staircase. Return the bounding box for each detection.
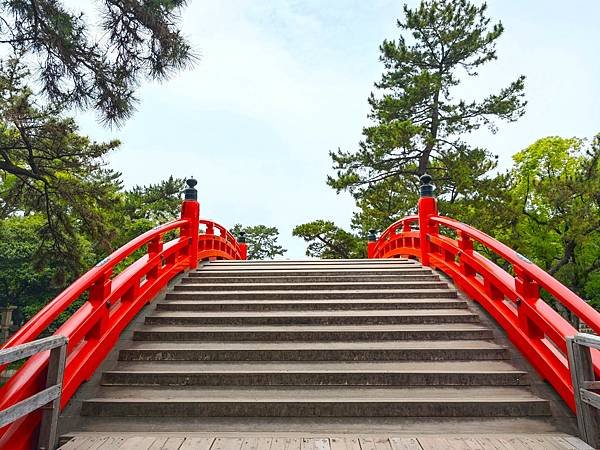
[79,259,553,423]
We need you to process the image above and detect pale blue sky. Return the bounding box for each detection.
[74,0,600,257]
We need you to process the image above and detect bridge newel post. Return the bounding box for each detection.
[181,178,200,270]
[367,229,377,259]
[418,174,438,267]
[238,231,248,260]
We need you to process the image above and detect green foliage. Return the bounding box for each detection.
[115,176,185,246]
[0,215,63,309]
[327,0,525,233]
[299,0,528,265]
[0,0,194,335]
[0,214,95,331]
[505,135,600,311]
[292,220,365,259]
[123,176,184,223]
[230,224,286,260]
[0,59,122,279]
[0,0,193,123]
[0,174,188,329]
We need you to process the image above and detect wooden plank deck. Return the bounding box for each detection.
[58,434,593,450]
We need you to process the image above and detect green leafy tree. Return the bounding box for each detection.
[230,224,286,260]
[296,0,526,258]
[0,176,189,330]
[0,0,193,123]
[116,176,185,245]
[123,176,184,223]
[292,220,365,259]
[328,0,525,231]
[0,215,64,309]
[0,214,96,329]
[506,135,600,313]
[0,60,122,276]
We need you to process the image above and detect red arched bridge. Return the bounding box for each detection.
[1,177,599,450]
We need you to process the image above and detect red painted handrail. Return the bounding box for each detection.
[199,219,247,260]
[369,177,600,412]
[0,180,246,449]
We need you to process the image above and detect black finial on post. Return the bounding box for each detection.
[368,229,377,242]
[184,178,198,200]
[238,231,246,244]
[419,173,434,197]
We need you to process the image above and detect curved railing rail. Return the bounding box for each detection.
[368,175,600,412]
[199,219,247,260]
[0,179,246,449]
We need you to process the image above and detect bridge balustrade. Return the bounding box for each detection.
[0,179,246,449]
[368,174,600,414]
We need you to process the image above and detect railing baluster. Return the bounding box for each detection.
[515,268,544,339]
[122,282,139,304]
[484,278,504,302]
[87,271,112,339]
[147,236,164,281]
[458,232,475,277]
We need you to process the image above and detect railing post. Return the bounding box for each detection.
[0,336,68,450]
[567,335,600,448]
[418,174,438,267]
[238,231,248,260]
[147,236,164,282]
[458,231,476,277]
[181,178,200,269]
[38,339,67,450]
[367,229,377,259]
[87,271,112,339]
[206,223,214,235]
[514,267,544,339]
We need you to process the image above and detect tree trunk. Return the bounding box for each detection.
[418,88,441,175]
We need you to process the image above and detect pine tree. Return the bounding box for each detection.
[0,0,193,124]
[328,0,526,227]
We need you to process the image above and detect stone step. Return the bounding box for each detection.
[203,259,414,266]
[173,281,450,292]
[144,309,479,326]
[80,386,551,418]
[118,340,509,362]
[100,360,529,387]
[107,359,524,371]
[133,323,494,342]
[182,274,441,284]
[166,289,458,301]
[63,417,571,435]
[154,298,468,312]
[198,264,418,272]
[188,268,433,277]
[200,264,417,270]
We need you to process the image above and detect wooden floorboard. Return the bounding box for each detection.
[58,434,593,450]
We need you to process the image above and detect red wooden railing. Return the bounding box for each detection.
[368,174,600,412]
[0,179,246,449]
